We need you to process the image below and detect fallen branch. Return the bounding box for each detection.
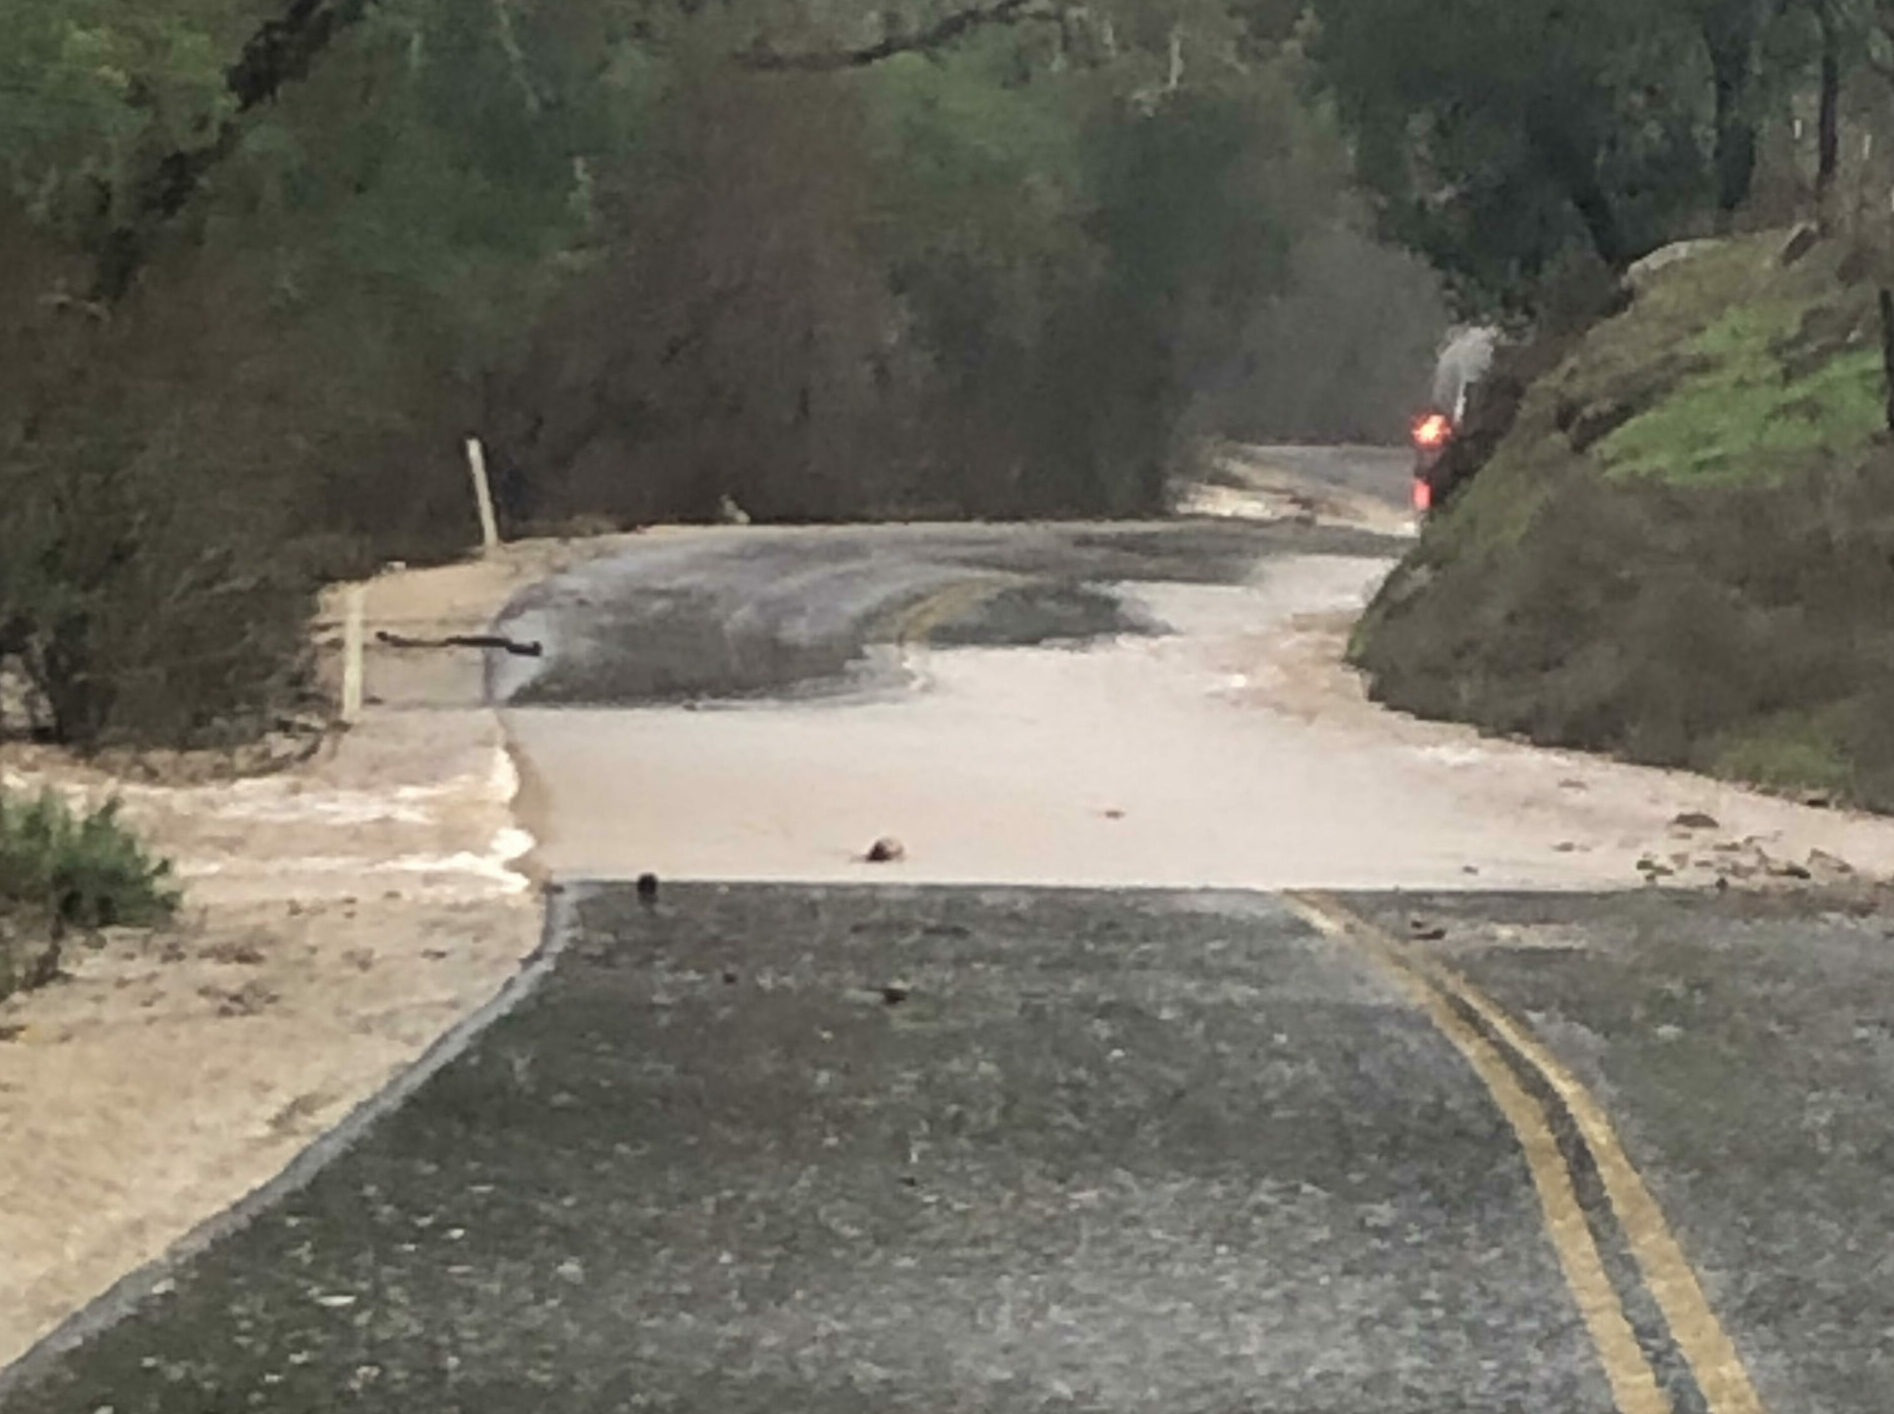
[375,630,544,657]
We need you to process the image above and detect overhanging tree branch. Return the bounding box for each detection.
[228,0,376,108]
[736,0,1052,72]
[92,0,377,303]
[91,0,1057,302]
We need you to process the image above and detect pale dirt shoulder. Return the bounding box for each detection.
[1223,558,1894,894]
[0,532,639,1370]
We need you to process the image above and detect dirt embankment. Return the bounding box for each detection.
[1351,230,1894,812]
[0,534,637,1371]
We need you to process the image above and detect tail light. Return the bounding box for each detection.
[1412,412,1452,450]
[1413,478,1433,512]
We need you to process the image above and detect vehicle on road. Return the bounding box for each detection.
[1411,324,1501,516]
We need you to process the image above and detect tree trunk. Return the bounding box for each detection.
[1711,79,1759,228]
[1526,108,1630,269]
[1879,287,1894,434]
[1816,0,1841,226]
[1703,12,1761,230]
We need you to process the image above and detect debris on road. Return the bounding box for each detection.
[1808,848,1855,879]
[1620,834,1882,895]
[198,979,279,1017]
[865,837,906,864]
[198,937,266,966]
[375,630,543,658]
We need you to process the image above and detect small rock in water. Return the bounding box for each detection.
[1671,811,1720,831]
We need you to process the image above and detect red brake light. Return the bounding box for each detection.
[1413,478,1433,512]
[1412,413,1452,449]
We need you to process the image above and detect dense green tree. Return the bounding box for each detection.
[1307,0,1722,310]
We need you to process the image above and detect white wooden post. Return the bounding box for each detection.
[465,436,502,555]
[341,583,367,724]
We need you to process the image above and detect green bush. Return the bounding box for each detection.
[0,787,177,1000]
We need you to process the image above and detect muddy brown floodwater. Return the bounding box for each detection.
[504,537,1894,894]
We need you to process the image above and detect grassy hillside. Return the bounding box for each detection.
[1351,231,1894,809]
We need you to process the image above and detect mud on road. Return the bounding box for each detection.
[496,519,1894,895]
[492,519,1400,709]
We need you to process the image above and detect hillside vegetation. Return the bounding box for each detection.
[1351,231,1894,809]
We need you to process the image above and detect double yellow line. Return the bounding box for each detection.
[888,578,1011,649]
[1284,893,1769,1414]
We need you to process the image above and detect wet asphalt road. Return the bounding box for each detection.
[6,885,1893,1412]
[489,519,1399,708]
[1226,445,1414,506]
[1347,890,1894,1414]
[5,886,1610,1413]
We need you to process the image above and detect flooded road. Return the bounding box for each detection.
[496,513,1894,894]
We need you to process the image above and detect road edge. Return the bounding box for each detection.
[0,883,586,1402]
